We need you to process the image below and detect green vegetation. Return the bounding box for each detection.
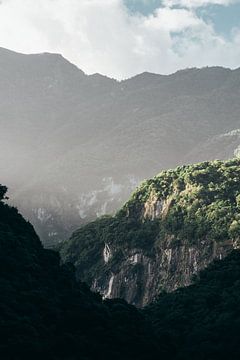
[124,158,240,243]
[61,158,240,284]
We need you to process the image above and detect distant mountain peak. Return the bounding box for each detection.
[0,46,86,78]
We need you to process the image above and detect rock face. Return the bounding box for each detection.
[94,237,239,307]
[61,159,240,307]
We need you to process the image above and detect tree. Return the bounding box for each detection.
[0,185,8,201]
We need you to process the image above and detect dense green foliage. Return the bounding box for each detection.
[0,185,157,360]
[61,158,240,284]
[125,158,240,243]
[146,250,240,360]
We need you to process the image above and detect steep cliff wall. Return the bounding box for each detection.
[61,159,240,307]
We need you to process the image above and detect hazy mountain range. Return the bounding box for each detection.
[0,47,240,246]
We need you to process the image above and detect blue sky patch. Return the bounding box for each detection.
[124,1,240,39]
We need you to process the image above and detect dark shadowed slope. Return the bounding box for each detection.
[0,184,157,360]
[146,250,240,360]
[2,182,240,359]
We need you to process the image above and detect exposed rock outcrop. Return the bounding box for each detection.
[92,237,240,307]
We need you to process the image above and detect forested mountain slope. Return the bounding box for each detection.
[61,158,240,307]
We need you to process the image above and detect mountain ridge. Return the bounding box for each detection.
[1,46,239,82]
[1,46,240,245]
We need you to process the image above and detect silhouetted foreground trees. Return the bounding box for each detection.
[0,185,157,360]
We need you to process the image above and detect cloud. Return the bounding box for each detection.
[144,7,203,31]
[0,0,239,79]
[163,0,239,8]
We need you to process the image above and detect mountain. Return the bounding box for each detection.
[1,47,240,246]
[2,180,240,359]
[184,129,240,164]
[0,183,157,359]
[60,158,240,307]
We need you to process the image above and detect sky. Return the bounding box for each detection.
[0,0,240,79]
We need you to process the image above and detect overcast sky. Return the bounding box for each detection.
[0,0,240,79]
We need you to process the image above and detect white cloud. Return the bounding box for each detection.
[144,7,203,31]
[0,0,239,79]
[163,0,239,8]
